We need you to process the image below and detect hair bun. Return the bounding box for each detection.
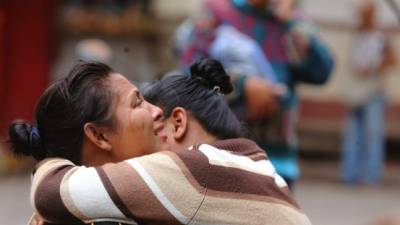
[190,58,233,94]
[8,120,46,161]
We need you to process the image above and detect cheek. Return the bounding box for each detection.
[127,110,150,132]
[126,110,156,148]
[135,110,154,133]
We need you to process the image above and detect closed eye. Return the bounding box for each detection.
[132,90,144,107]
[136,98,143,107]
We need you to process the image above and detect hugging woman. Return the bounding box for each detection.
[9,59,311,225]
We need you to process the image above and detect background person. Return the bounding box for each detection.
[341,1,397,186]
[174,0,334,188]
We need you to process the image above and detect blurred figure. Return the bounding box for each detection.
[174,0,334,188]
[341,1,397,185]
[210,25,279,85]
[75,38,113,63]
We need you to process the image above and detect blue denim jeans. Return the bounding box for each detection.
[341,95,386,185]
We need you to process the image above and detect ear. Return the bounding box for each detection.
[169,107,188,142]
[83,123,113,151]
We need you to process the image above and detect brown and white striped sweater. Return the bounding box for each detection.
[31,138,312,225]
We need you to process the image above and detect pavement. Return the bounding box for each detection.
[0,159,399,225]
[296,159,400,225]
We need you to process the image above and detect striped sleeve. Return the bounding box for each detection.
[188,144,312,225]
[32,159,137,224]
[31,153,207,225]
[31,159,84,224]
[31,145,311,225]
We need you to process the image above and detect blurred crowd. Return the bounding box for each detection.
[1,0,399,183]
[0,0,399,223]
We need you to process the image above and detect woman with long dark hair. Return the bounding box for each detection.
[11,59,310,225]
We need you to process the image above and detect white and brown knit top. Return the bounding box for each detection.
[31,138,312,225]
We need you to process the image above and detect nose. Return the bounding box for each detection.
[147,101,163,122]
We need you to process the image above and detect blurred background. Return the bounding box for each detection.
[0,0,399,224]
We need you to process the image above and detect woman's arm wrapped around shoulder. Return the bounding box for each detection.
[31,151,207,225]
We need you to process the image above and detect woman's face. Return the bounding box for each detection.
[105,73,168,161]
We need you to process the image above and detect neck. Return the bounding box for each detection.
[180,119,218,149]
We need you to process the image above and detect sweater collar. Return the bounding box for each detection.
[211,138,268,160]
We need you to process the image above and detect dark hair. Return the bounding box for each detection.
[144,58,242,139]
[8,61,115,164]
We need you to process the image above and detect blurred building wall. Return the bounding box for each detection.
[153,0,202,19]
[0,0,56,138]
